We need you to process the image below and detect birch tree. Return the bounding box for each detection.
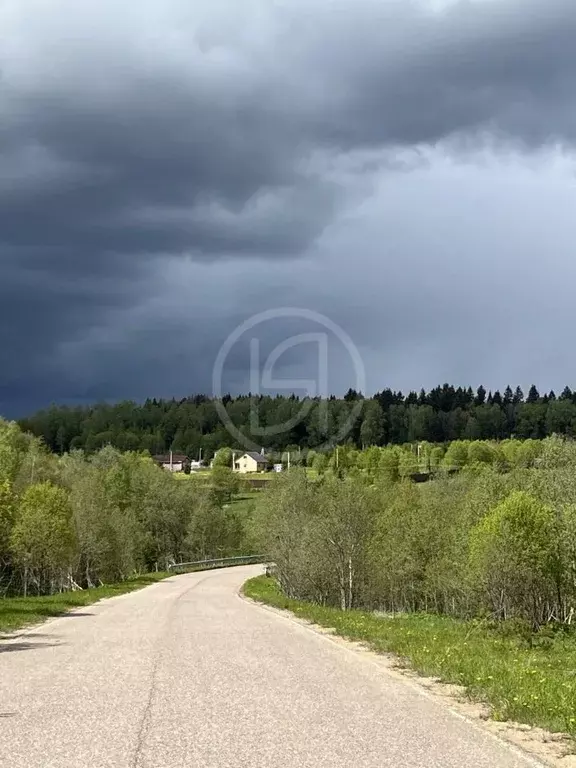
[11,482,76,595]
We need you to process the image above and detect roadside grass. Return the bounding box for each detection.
[243,576,576,739]
[0,572,171,634]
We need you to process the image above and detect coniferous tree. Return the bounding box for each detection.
[18,382,576,453]
[405,391,418,406]
[475,385,487,406]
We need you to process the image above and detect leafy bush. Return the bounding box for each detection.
[469,491,561,628]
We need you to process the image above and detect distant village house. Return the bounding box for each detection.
[233,452,268,474]
[153,453,189,472]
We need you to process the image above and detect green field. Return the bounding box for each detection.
[173,470,211,480]
[244,576,576,740]
[226,491,261,514]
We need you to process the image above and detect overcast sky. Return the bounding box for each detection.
[2,0,576,417]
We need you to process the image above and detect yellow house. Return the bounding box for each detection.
[233,452,268,474]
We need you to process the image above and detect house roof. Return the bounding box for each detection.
[243,452,267,463]
[153,454,188,463]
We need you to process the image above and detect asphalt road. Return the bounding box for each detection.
[1,566,544,768]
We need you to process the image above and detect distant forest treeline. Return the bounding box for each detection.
[18,384,576,457]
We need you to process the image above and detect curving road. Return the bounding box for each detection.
[1,566,543,768]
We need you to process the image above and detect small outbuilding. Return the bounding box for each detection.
[153,453,189,472]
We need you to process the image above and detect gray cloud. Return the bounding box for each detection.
[2,0,576,415]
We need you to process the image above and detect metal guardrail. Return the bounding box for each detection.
[168,554,269,573]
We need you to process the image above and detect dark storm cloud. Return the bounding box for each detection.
[2,0,576,414]
[302,0,576,149]
[3,0,576,258]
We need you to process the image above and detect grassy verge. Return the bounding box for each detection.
[243,576,576,738]
[0,572,171,634]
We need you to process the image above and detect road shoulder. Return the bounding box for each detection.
[239,588,575,768]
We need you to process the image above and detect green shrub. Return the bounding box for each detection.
[469,491,561,628]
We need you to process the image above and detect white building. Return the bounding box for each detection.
[233,452,268,474]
